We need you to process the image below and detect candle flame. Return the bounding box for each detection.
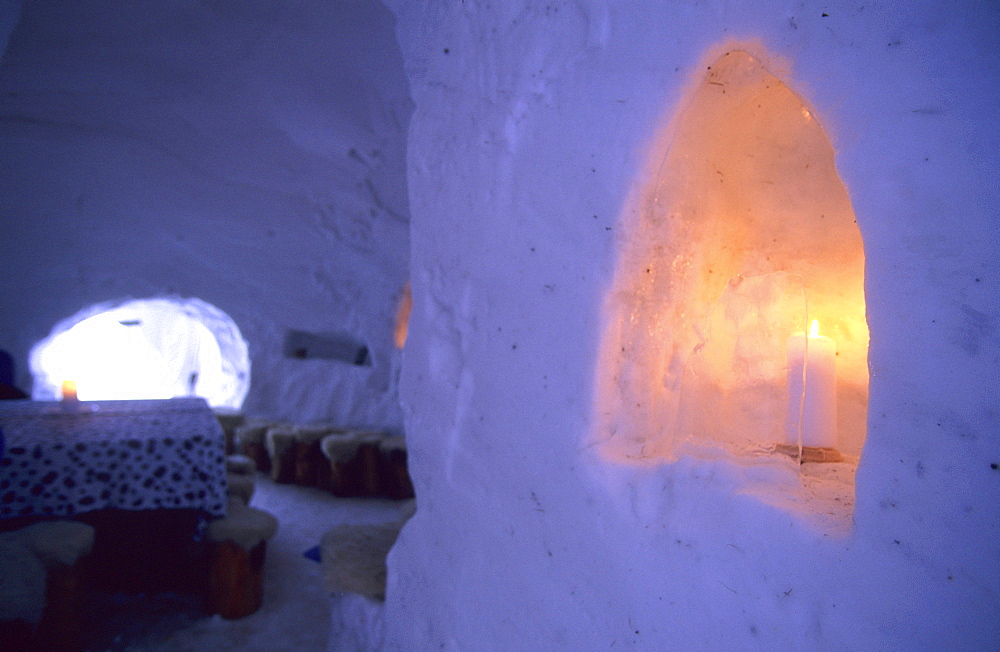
[61,380,78,401]
[809,319,820,338]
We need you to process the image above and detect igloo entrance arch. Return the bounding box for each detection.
[594,47,868,465]
[30,297,250,409]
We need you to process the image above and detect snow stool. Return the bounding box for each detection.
[205,499,279,619]
[234,419,273,474]
[292,424,343,489]
[320,431,385,497]
[225,454,257,505]
[0,520,96,652]
[265,425,298,484]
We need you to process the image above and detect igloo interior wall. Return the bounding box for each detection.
[0,1,413,430]
[384,2,998,650]
[1,1,997,650]
[596,46,868,463]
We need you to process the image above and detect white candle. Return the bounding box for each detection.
[785,320,837,448]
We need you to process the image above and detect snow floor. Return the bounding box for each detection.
[79,474,413,651]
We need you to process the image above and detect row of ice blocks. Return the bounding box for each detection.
[224,418,414,500]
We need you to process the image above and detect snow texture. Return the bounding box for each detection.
[383,1,999,650]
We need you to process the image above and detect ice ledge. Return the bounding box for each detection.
[585,445,857,538]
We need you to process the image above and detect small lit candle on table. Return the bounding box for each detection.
[61,380,78,402]
[785,320,837,449]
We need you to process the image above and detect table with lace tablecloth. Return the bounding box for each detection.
[0,398,227,520]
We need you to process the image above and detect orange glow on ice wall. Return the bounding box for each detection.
[593,46,868,461]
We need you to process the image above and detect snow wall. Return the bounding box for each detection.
[384,1,999,650]
[0,1,413,430]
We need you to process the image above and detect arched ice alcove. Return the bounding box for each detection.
[594,47,868,470]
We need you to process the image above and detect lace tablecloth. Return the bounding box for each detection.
[0,398,227,519]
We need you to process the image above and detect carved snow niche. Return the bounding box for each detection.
[593,49,868,478]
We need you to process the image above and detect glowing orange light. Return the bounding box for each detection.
[61,380,78,401]
[394,282,412,349]
[592,47,867,463]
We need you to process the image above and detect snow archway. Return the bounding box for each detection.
[30,297,250,409]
